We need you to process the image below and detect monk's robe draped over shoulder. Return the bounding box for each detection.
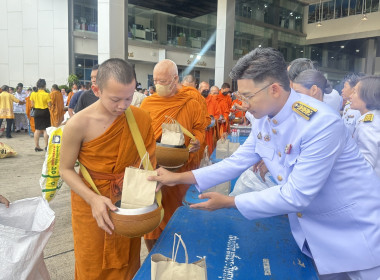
[204,94,219,155]
[140,86,207,239]
[231,99,245,119]
[49,90,64,127]
[72,106,156,280]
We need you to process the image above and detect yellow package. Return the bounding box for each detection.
[0,142,17,159]
[40,126,64,202]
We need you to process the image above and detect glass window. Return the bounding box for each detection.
[75,56,97,85]
[73,0,97,32]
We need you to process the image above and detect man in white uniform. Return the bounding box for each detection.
[150,48,380,279]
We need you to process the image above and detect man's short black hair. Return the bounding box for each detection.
[36,79,46,89]
[52,84,59,91]
[97,58,136,91]
[230,47,291,92]
[221,83,230,89]
[92,64,99,71]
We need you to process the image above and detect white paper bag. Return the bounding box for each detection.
[151,233,207,280]
[0,197,55,280]
[121,152,157,209]
[161,117,185,146]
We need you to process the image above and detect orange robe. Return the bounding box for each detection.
[25,96,35,133]
[49,90,64,127]
[66,91,74,107]
[205,94,219,155]
[141,86,206,240]
[216,92,232,137]
[231,99,245,119]
[72,106,156,280]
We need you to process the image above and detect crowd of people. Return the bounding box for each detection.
[1,47,380,280]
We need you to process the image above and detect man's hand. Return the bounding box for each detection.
[89,195,117,235]
[190,192,235,211]
[252,160,269,181]
[188,138,200,153]
[0,195,10,207]
[148,167,179,191]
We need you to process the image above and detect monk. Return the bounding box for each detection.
[49,84,64,127]
[66,84,77,109]
[25,89,35,133]
[60,58,156,280]
[216,83,232,137]
[141,59,206,250]
[199,82,218,155]
[231,98,245,119]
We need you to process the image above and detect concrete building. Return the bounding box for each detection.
[1,0,379,89]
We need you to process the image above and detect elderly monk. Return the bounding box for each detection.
[141,59,207,250]
[60,58,156,280]
[49,84,64,127]
[217,83,232,137]
[181,74,197,88]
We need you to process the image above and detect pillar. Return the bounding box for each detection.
[215,0,236,87]
[98,0,128,63]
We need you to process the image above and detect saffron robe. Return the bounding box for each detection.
[140,86,207,239]
[205,94,219,155]
[216,92,232,137]
[25,96,35,132]
[66,91,74,108]
[72,106,156,280]
[231,99,245,119]
[49,90,64,127]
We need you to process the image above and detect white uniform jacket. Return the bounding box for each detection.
[353,110,380,177]
[193,90,380,275]
[342,101,361,136]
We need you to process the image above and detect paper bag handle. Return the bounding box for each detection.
[172,233,189,264]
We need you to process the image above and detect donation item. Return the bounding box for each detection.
[0,197,55,280]
[0,142,17,159]
[40,126,64,202]
[151,233,207,280]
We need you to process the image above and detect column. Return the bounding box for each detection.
[215,0,236,87]
[153,13,168,45]
[365,38,376,75]
[98,0,128,64]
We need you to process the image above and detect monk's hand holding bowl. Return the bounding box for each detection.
[89,195,117,235]
[188,138,200,153]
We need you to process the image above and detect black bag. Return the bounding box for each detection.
[30,108,35,117]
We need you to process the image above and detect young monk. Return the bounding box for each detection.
[60,58,156,280]
[140,59,207,250]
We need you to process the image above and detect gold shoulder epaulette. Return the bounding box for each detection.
[292,101,318,121]
[364,113,374,123]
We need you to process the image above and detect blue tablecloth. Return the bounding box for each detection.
[134,207,318,279]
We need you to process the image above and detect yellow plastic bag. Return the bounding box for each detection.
[40,126,64,202]
[0,142,17,159]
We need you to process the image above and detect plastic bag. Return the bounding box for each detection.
[40,126,64,202]
[161,116,185,146]
[199,146,212,168]
[230,168,276,196]
[0,142,17,159]
[0,197,55,280]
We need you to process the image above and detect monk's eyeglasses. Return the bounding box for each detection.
[236,83,273,103]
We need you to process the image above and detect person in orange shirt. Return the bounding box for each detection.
[49,84,64,127]
[141,60,206,251]
[216,83,232,137]
[60,58,156,280]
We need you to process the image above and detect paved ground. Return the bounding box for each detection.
[0,131,149,279]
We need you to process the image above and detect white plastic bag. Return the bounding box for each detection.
[0,197,55,280]
[230,168,276,196]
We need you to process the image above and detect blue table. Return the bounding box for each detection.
[134,207,318,279]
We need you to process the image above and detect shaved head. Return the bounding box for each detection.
[153,59,178,77]
[182,75,196,88]
[210,86,219,95]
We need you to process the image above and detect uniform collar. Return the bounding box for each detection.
[267,89,299,126]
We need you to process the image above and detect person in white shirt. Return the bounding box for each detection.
[13,83,28,132]
[350,75,380,178]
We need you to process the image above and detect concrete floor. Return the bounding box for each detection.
[0,131,149,279]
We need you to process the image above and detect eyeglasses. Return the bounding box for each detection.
[236,83,273,103]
